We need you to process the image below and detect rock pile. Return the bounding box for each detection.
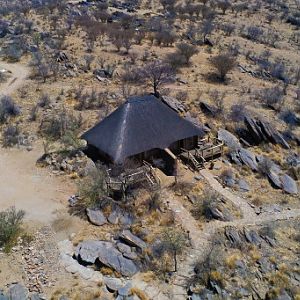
[59,240,149,299]
[84,200,135,227]
[19,227,61,293]
[60,230,147,279]
[37,151,95,177]
[230,149,298,194]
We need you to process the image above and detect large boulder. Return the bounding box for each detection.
[243,228,261,245]
[104,277,124,292]
[86,208,107,226]
[238,179,250,192]
[75,241,138,277]
[200,102,217,116]
[238,148,258,171]
[218,129,241,150]
[8,284,28,300]
[119,230,147,250]
[244,116,264,144]
[280,174,298,194]
[267,171,282,189]
[161,95,186,113]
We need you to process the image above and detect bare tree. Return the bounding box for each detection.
[210,53,236,82]
[200,19,214,43]
[217,0,232,14]
[137,61,175,97]
[38,64,50,83]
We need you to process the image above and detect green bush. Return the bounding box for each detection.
[0,207,25,252]
[77,167,107,208]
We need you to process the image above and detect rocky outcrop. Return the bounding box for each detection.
[200,102,217,116]
[75,240,138,277]
[119,230,147,250]
[0,284,43,300]
[230,148,298,194]
[238,179,250,192]
[244,116,290,149]
[161,95,186,113]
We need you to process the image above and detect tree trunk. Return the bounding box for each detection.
[174,250,177,272]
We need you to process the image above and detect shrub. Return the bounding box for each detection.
[38,93,51,108]
[219,168,234,186]
[217,0,232,14]
[200,19,214,42]
[2,125,21,147]
[155,30,177,47]
[2,44,23,62]
[242,25,264,42]
[229,103,247,122]
[0,207,25,252]
[155,228,186,272]
[136,61,175,97]
[258,86,284,110]
[165,52,186,70]
[280,109,300,126]
[77,167,107,208]
[0,96,21,124]
[175,43,198,65]
[210,89,226,114]
[210,53,236,82]
[146,191,162,211]
[39,108,83,141]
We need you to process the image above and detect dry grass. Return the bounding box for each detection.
[225,253,242,269]
[210,271,224,287]
[249,246,261,262]
[130,287,149,300]
[252,196,263,207]
[141,271,156,283]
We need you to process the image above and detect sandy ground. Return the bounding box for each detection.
[0,61,29,96]
[0,145,75,223]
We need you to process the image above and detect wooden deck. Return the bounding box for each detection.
[106,161,161,196]
[180,137,224,170]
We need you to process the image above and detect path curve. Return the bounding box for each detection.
[0,61,30,96]
[200,169,257,219]
[164,169,300,299]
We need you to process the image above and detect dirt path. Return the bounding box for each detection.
[164,169,300,299]
[200,169,257,219]
[0,61,74,223]
[0,61,30,96]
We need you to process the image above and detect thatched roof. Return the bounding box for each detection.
[82,95,204,163]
